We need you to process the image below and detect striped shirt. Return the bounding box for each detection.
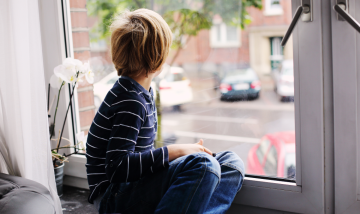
[86,76,169,203]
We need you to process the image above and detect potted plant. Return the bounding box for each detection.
[48,58,94,196]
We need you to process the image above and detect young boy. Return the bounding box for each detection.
[86,9,245,214]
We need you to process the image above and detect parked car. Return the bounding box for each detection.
[219,68,261,101]
[93,65,192,109]
[273,60,294,101]
[93,71,157,110]
[246,131,296,179]
[156,65,193,107]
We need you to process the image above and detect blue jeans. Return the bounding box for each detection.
[98,151,245,214]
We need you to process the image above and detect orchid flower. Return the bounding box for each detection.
[49,57,94,158]
[49,74,64,89]
[76,131,87,150]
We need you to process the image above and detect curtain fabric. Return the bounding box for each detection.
[0,0,62,213]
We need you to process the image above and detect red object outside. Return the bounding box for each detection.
[219,83,232,91]
[246,131,295,178]
[250,80,261,89]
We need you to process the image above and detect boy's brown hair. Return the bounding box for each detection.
[110,9,173,77]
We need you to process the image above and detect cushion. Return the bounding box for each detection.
[0,173,55,214]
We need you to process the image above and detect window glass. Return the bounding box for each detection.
[256,138,271,164]
[226,26,237,41]
[70,0,295,180]
[106,77,118,85]
[264,146,278,176]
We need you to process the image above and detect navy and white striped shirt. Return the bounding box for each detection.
[86,76,169,203]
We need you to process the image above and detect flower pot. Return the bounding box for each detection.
[54,162,64,197]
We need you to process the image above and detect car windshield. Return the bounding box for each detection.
[223,69,256,82]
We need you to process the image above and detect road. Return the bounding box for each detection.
[161,78,295,171]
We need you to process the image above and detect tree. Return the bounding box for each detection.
[87,0,262,45]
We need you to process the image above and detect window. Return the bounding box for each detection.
[270,37,284,71]
[263,146,278,177]
[51,0,333,212]
[255,138,271,164]
[210,23,241,48]
[265,0,283,16]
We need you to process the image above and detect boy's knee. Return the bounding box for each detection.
[217,151,245,176]
[196,152,221,178]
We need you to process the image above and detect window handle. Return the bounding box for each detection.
[334,3,360,34]
[281,0,313,47]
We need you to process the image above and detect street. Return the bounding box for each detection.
[161,77,295,172]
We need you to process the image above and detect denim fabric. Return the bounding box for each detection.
[98,151,245,214]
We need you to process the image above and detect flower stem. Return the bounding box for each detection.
[50,82,64,140]
[56,81,78,153]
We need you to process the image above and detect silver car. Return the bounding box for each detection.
[273,60,294,102]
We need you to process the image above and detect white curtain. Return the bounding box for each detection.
[0,0,62,213]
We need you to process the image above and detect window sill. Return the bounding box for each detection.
[243,177,300,192]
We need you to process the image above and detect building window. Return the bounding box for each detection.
[265,0,283,16]
[210,23,241,48]
[270,37,284,70]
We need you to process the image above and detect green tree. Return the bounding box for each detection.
[87,0,262,43]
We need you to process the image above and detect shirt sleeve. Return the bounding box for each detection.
[105,99,169,183]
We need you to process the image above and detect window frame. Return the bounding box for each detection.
[332,0,360,212]
[40,0,334,213]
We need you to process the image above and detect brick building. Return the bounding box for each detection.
[169,0,293,76]
[69,0,95,134]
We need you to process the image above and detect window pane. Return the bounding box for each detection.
[69,0,295,180]
[226,26,237,41]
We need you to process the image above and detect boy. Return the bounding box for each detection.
[86,9,245,214]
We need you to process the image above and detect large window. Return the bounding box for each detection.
[68,0,295,180]
[54,0,331,213]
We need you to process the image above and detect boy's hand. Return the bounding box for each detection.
[167,139,213,161]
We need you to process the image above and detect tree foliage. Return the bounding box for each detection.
[87,0,262,41]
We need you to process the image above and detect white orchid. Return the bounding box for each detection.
[85,68,94,84]
[52,58,94,84]
[49,58,94,162]
[54,64,78,83]
[76,131,87,150]
[63,58,83,73]
[49,74,64,89]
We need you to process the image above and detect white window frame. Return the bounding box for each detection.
[39,1,334,213]
[332,0,360,212]
[210,22,241,48]
[264,0,283,16]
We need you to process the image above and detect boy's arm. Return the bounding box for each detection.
[105,101,169,183]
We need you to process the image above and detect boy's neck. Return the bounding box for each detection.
[131,72,155,91]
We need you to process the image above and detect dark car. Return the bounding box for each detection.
[219,68,261,101]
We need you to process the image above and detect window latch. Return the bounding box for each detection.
[281,0,313,47]
[334,0,360,33]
